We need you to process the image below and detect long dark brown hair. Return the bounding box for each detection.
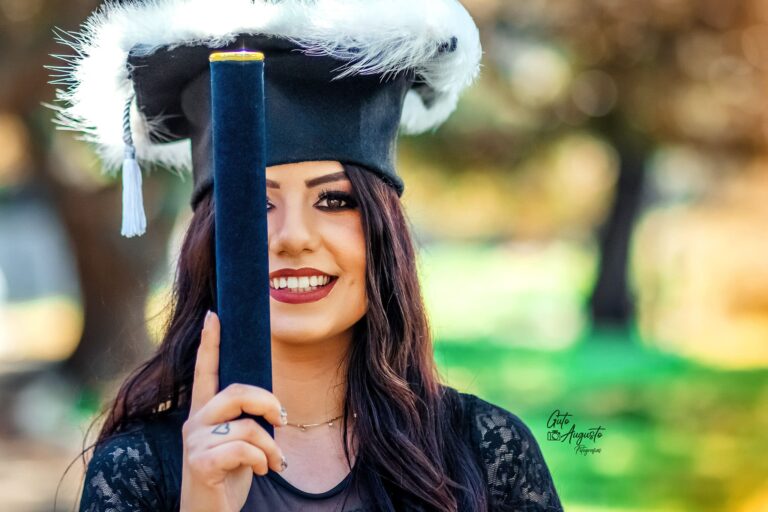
[82,163,487,511]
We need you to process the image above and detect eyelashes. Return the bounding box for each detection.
[266,188,358,211]
[316,188,358,210]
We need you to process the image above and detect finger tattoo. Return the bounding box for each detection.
[212,422,231,435]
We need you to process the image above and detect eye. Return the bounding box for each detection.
[316,189,358,211]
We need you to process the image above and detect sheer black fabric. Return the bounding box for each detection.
[79,430,165,512]
[466,394,563,511]
[78,391,563,511]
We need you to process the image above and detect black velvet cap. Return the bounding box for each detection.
[128,34,415,210]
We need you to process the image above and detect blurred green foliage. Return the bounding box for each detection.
[435,332,768,511]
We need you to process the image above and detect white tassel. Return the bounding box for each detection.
[120,94,146,238]
[120,147,147,238]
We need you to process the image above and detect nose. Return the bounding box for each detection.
[268,197,320,256]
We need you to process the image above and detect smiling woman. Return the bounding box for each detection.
[52,0,562,511]
[79,162,563,512]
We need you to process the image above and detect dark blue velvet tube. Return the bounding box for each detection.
[210,52,273,438]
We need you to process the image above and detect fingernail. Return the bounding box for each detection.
[205,310,212,323]
[280,406,288,425]
[280,455,288,472]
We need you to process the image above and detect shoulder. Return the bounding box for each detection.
[80,426,163,511]
[455,391,564,512]
[80,409,187,512]
[459,391,539,446]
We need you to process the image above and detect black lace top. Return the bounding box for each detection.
[79,391,563,511]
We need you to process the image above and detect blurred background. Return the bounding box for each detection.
[1,0,767,510]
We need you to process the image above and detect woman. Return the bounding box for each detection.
[54,1,564,511]
[78,160,563,511]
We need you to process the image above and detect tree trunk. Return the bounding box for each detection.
[589,127,648,327]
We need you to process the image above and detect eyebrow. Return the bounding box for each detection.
[266,171,349,189]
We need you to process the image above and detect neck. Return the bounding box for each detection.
[271,330,351,425]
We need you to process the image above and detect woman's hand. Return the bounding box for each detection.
[180,311,288,512]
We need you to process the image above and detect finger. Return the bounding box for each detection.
[199,418,286,474]
[190,310,221,416]
[193,441,270,481]
[198,383,285,429]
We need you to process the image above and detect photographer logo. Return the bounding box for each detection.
[546,409,605,456]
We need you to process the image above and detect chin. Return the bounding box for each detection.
[270,322,335,345]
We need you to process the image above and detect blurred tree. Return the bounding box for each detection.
[436,0,768,330]
[0,0,178,390]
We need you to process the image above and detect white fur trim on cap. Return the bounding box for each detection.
[48,0,482,174]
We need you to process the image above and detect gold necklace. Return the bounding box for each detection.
[286,412,357,432]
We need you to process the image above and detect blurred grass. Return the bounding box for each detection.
[434,326,768,511]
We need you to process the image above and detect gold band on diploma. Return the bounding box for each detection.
[209,51,265,62]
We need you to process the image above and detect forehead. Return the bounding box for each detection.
[265,161,348,188]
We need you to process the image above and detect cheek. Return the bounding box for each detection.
[342,228,368,314]
[323,216,366,282]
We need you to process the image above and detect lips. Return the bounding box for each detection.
[269,267,338,304]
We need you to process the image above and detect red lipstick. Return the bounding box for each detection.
[269,267,338,304]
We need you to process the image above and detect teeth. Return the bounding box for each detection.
[270,275,333,291]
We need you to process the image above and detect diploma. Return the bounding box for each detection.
[209,50,274,438]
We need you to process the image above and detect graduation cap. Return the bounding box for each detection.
[50,0,481,435]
